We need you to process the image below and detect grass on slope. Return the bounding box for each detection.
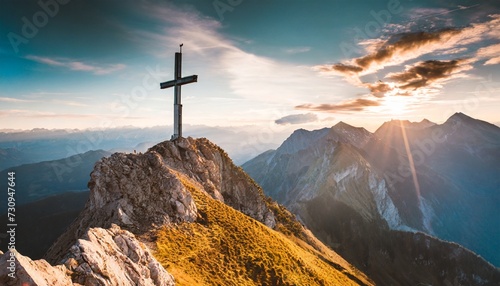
[154,177,370,286]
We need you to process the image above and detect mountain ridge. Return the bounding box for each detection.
[0,149,111,214]
[243,112,500,285]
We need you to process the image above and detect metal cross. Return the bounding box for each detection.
[160,44,198,140]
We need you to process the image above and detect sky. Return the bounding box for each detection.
[1,0,499,135]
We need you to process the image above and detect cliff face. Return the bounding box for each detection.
[0,137,372,285]
[148,138,276,228]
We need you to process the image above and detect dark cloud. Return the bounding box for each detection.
[295,99,380,113]
[332,29,462,75]
[388,59,465,90]
[366,81,392,98]
[311,15,498,111]
[321,28,471,98]
[274,113,318,125]
[331,64,363,74]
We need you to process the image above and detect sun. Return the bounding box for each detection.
[383,96,408,115]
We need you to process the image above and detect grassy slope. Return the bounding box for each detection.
[153,177,372,286]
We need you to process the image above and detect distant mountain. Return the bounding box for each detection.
[0,147,31,171]
[275,127,330,155]
[0,125,290,168]
[331,121,374,149]
[375,118,436,133]
[0,150,111,213]
[364,112,500,266]
[0,127,168,169]
[243,113,500,285]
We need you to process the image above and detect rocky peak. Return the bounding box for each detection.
[276,127,330,155]
[440,112,500,146]
[448,111,472,121]
[45,137,276,264]
[444,112,477,129]
[330,122,373,149]
[444,112,499,131]
[148,137,276,227]
[378,118,436,131]
[419,118,436,128]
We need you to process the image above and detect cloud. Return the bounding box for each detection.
[26,55,126,75]
[366,81,393,98]
[485,57,500,65]
[440,47,468,55]
[52,100,89,107]
[0,97,38,103]
[0,109,93,118]
[321,116,337,122]
[476,43,500,65]
[283,46,311,54]
[409,5,480,21]
[136,4,339,105]
[274,113,318,125]
[332,28,464,76]
[387,59,471,90]
[330,64,363,74]
[295,98,380,113]
[318,14,499,79]
[0,109,145,119]
[313,14,500,102]
[327,59,472,98]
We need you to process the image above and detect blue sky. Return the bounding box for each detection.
[1,0,499,133]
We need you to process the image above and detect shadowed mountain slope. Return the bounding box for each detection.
[243,113,500,285]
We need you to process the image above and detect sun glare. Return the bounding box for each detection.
[383,96,408,115]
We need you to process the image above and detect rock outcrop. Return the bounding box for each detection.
[149,137,276,227]
[46,137,276,264]
[0,225,174,285]
[0,250,72,286]
[64,224,174,285]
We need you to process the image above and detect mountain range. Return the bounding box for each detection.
[0,124,288,169]
[0,150,111,214]
[243,112,500,285]
[0,113,498,285]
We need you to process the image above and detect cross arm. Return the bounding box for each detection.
[160,75,198,89]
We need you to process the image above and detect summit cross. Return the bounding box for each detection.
[160,44,198,140]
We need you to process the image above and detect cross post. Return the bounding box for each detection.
[160,44,198,140]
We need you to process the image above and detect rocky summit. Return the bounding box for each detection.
[0,137,372,285]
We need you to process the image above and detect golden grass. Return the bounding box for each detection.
[153,176,370,286]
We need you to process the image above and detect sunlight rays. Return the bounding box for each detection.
[399,120,423,213]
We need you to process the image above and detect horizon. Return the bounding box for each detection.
[0,112,498,135]
[1,0,499,134]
